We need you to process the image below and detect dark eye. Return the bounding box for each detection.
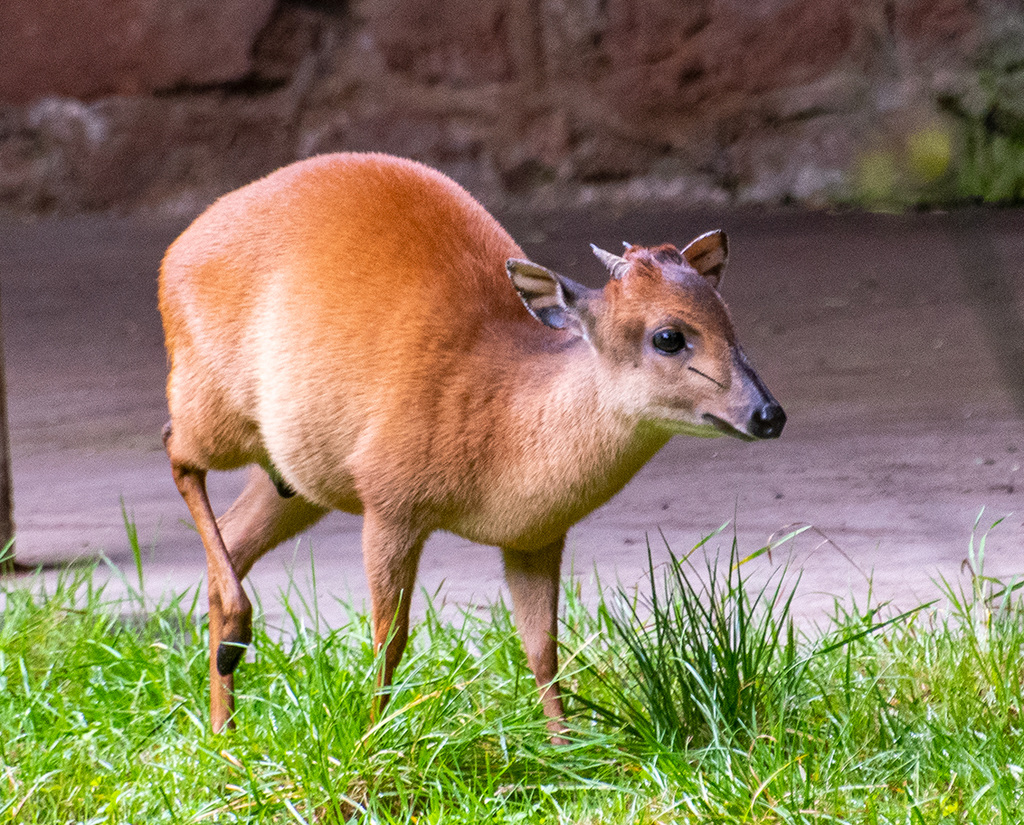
[652,328,687,354]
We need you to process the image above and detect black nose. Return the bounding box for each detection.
[748,402,786,439]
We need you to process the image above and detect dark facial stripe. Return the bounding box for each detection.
[687,365,726,389]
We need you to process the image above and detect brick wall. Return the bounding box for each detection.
[0,0,1017,212]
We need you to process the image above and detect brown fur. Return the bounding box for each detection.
[159,152,783,736]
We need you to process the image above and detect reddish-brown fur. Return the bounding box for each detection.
[159,152,784,736]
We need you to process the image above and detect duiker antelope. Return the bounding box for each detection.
[159,152,785,735]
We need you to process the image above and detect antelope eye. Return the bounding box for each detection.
[652,328,687,354]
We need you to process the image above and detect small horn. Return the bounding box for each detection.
[590,244,630,279]
[622,241,633,251]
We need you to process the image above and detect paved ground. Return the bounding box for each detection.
[2,206,1023,633]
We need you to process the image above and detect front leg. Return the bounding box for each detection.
[502,538,567,739]
[361,510,426,720]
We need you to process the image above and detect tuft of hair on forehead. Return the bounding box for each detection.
[624,244,693,282]
[649,244,684,265]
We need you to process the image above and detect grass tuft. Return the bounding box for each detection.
[569,528,806,752]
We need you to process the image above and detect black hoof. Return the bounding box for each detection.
[216,640,247,676]
[272,477,296,498]
[267,464,296,498]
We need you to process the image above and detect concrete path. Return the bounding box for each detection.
[2,207,1023,632]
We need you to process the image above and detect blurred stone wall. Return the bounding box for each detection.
[0,0,1020,213]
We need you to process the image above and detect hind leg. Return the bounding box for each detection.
[219,465,329,579]
[211,467,328,729]
[165,424,327,731]
[166,452,251,733]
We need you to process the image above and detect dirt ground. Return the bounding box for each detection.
[2,206,1023,631]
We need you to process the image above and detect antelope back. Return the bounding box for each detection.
[158,153,532,480]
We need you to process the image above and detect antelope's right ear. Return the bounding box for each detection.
[681,230,728,289]
[506,259,592,339]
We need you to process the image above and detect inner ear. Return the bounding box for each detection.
[681,230,728,289]
[506,258,593,338]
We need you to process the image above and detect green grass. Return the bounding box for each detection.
[1,517,1022,823]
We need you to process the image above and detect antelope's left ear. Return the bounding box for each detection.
[681,230,728,289]
[506,258,594,339]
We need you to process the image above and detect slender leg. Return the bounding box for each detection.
[502,538,568,739]
[181,464,327,732]
[361,510,425,720]
[219,466,328,579]
[169,461,251,732]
